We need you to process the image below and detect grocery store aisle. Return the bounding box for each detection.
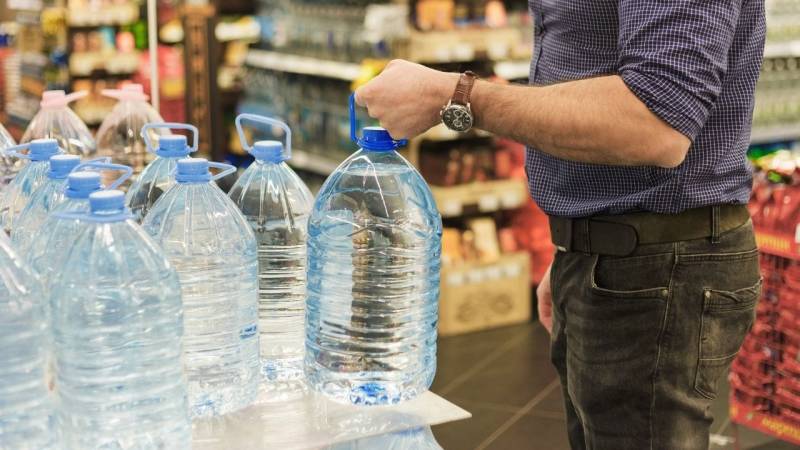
[431,323,794,450]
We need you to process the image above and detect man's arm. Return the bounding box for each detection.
[355,61,690,168]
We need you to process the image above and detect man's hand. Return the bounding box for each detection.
[354,60,458,140]
[537,263,554,334]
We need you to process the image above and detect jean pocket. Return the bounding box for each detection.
[589,253,674,299]
[694,280,762,399]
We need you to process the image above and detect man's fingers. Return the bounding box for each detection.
[354,86,369,107]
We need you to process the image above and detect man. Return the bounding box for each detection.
[355,1,766,449]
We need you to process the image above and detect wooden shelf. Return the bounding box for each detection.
[431,178,529,218]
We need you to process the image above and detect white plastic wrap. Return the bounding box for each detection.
[192,388,469,450]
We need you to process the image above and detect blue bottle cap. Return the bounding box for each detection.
[66,172,102,199]
[28,138,61,161]
[89,190,126,214]
[360,127,400,151]
[176,158,211,183]
[252,140,285,163]
[48,155,81,179]
[156,135,191,158]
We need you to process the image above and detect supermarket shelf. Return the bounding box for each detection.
[494,60,530,81]
[751,124,800,145]
[730,397,800,446]
[763,40,800,59]
[432,178,529,218]
[66,6,139,27]
[398,28,526,64]
[289,148,342,176]
[754,229,800,259]
[440,251,530,336]
[419,124,492,142]
[245,50,363,82]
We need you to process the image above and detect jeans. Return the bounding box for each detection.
[550,219,761,450]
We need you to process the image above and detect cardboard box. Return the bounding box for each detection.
[439,251,531,336]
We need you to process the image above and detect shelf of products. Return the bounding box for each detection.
[732,146,800,447]
[432,178,528,218]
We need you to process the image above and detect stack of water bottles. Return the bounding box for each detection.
[0,90,443,448]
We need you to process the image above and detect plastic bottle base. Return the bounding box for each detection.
[261,356,304,382]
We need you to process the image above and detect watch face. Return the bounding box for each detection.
[442,104,473,132]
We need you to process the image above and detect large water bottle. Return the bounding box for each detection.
[21,90,96,157]
[306,95,442,405]
[0,233,56,449]
[230,114,314,383]
[0,122,19,192]
[14,159,132,257]
[143,158,260,417]
[0,138,63,234]
[27,165,130,315]
[51,190,191,449]
[126,122,198,222]
[95,84,169,175]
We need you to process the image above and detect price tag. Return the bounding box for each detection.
[794,224,800,244]
[501,192,523,208]
[504,264,522,278]
[447,273,465,286]
[467,269,485,284]
[485,266,502,280]
[452,44,475,62]
[441,201,463,217]
[478,195,500,212]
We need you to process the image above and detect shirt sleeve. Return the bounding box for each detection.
[618,1,743,141]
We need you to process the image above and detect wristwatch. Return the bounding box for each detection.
[441,71,478,132]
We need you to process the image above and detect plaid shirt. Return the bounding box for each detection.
[526,0,766,217]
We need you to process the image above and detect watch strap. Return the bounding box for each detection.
[452,71,478,106]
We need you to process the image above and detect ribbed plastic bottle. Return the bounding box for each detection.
[0,121,19,192]
[95,84,169,175]
[0,233,56,449]
[21,90,96,157]
[27,166,131,316]
[10,154,81,252]
[17,160,132,260]
[306,95,442,405]
[51,190,190,450]
[126,123,198,223]
[0,138,63,234]
[143,158,260,417]
[229,114,314,383]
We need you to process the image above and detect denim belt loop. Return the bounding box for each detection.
[711,205,721,244]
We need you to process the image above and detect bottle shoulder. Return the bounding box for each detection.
[229,162,314,218]
[312,150,441,228]
[142,183,257,254]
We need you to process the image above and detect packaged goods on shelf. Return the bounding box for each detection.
[730,148,800,445]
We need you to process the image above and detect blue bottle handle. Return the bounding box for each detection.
[235,113,292,159]
[140,122,199,154]
[73,160,134,191]
[349,93,408,148]
[4,142,33,160]
[209,161,236,181]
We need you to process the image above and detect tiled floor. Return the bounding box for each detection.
[430,323,795,450]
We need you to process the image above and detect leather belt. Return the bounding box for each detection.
[548,204,751,257]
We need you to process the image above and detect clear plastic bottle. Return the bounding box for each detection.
[327,427,443,450]
[0,122,19,192]
[14,159,132,257]
[306,95,442,405]
[1,138,63,234]
[230,114,314,383]
[143,158,260,417]
[126,123,198,223]
[95,84,169,175]
[0,233,56,450]
[21,90,96,157]
[50,190,191,450]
